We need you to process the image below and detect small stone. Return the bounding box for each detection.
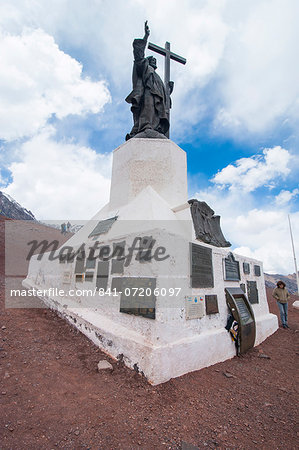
[74,430,80,436]
[2,326,6,330]
[258,353,271,359]
[264,402,272,407]
[223,372,236,378]
[4,372,10,379]
[97,360,113,371]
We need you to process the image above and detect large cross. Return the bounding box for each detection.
[148,41,186,137]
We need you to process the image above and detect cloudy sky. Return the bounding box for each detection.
[1,0,298,274]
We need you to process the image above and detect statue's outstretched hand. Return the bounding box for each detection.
[144,20,150,37]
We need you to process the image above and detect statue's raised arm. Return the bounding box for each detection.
[144,20,150,40]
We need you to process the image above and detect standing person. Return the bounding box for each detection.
[272,281,290,328]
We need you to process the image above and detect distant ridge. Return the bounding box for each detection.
[0,191,35,221]
[264,272,298,295]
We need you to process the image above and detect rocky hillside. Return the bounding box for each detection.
[0,191,35,221]
[264,272,298,294]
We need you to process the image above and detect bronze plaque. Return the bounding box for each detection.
[243,262,250,274]
[205,295,219,315]
[120,277,156,319]
[88,216,117,238]
[254,265,261,277]
[225,287,256,354]
[247,280,259,304]
[111,241,126,274]
[111,259,124,274]
[74,253,85,274]
[190,243,214,288]
[111,277,123,292]
[224,253,240,281]
[96,261,109,290]
[86,257,96,269]
[234,297,252,325]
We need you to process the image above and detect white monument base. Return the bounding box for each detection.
[23,139,278,385]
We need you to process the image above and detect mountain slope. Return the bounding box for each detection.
[0,191,35,221]
[264,272,298,294]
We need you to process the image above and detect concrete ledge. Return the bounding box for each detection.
[23,277,278,385]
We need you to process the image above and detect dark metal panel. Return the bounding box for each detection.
[111,259,124,274]
[190,243,214,288]
[96,261,109,291]
[74,254,85,274]
[86,258,96,269]
[120,277,156,319]
[247,280,259,304]
[224,253,240,281]
[254,265,261,276]
[243,262,250,274]
[205,295,219,315]
[88,216,117,238]
[111,277,123,293]
[225,287,256,354]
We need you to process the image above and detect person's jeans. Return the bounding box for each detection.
[277,301,288,326]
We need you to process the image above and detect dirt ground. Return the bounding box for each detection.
[0,218,298,449]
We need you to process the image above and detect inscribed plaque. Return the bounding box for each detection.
[205,295,219,315]
[74,254,85,274]
[111,277,123,293]
[185,295,205,319]
[96,261,109,291]
[247,280,259,304]
[86,258,96,269]
[243,262,250,274]
[254,265,261,277]
[224,253,240,281]
[120,277,156,319]
[234,297,252,325]
[190,243,214,288]
[88,216,117,238]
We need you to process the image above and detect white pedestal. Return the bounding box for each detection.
[23,139,278,385]
[109,138,188,209]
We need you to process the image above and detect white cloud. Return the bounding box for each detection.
[215,0,299,135]
[194,144,298,274]
[4,127,112,219]
[0,28,111,141]
[275,189,299,206]
[233,209,299,274]
[212,146,291,192]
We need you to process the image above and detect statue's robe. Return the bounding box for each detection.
[126,38,169,138]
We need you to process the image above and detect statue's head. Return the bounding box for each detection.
[147,56,157,69]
